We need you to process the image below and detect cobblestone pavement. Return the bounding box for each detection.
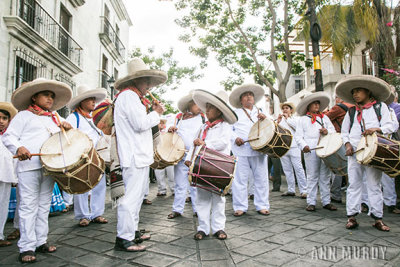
[2,179,400,266]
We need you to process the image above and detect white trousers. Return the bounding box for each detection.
[280,148,307,194]
[14,186,20,229]
[346,155,383,218]
[117,160,149,241]
[62,191,74,206]
[0,182,11,240]
[361,175,369,206]
[74,174,106,220]
[382,173,397,206]
[17,169,54,253]
[248,173,254,196]
[196,188,225,235]
[232,155,269,212]
[304,151,331,206]
[155,166,175,194]
[172,160,197,214]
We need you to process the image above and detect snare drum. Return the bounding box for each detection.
[188,146,236,195]
[40,129,105,194]
[248,119,293,158]
[356,133,400,178]
[150,132,185,169]
[316,133,347,176]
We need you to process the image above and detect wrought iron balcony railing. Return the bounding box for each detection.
[100,16,125,58]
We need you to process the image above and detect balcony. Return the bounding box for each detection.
[99,17,126,64]
[4,0,83,75]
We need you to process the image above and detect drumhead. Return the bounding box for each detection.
[356,133,378,164]
[157,132,185,163]
[248,119,276,150]
[40,129,92,169]
[316,133,343,158]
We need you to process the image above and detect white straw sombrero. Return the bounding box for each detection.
[229,84,265,108]
[114,58,168,90]
[192,90,238,124]
[279,102,296,113]
[0,102,18,119]
[11,78,72,111]
[68,85,107,110]
[296,92,330,116]
[177,90,195,112]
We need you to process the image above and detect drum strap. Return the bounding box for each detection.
[242,108,254,123]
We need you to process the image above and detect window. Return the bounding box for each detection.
[14,48,48,89]
[294,79,304,94]
[114,68,119,80]
[59,5,72,56]
[101,55,109,89]
[19,0,36,28]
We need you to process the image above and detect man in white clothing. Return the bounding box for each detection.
[113,58,166,252]
[229,84,270,216]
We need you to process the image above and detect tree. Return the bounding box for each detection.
[131,47,203,114]
[175,0,311,103]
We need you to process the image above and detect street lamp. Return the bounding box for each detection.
[107,76,115,99]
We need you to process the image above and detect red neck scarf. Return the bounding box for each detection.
[356,100,376,124]
[0,128,6,135]
[27,104,59,126]
[306,112,324,124]
[74,107,92,119]
[116,87,151,112]
[201,119,224,140]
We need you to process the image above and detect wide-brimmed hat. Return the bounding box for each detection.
[11,78,72,111]
[296,92,330,116]
[229,84,265,108]
[0,102,18,119]
[192,90,238,124]
[279,102,296,113]
[385,92,395,105]
[177,90,195,112]
[68,85,107,110]
[335,75,391,104]
[114,58,168,90]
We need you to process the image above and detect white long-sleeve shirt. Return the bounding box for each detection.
[0,135,17,183]
[114,90,160,168]
[176,114,204,151]
[66,112,102,147]
[341,103,394,148]
[231,108,265,157]
[186,121,232,161]
[2,110,62,172]
[295,114,336,150]
[278,116,299,149]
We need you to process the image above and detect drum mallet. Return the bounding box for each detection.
[354,147,365,153]
[244,138,259,143]
[55,113,71,145]
[310,146,324,151]
[13,153,62,159]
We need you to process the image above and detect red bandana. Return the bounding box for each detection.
[27,104,59,126]
[115,87,151,112]
[306,112,324,124]
[0,128,6,135]
[356,100,376,124]
[74,107,92,118]
[201,119,224,140]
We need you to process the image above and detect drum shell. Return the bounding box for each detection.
[254,124,292,158]
[320,145,347,176]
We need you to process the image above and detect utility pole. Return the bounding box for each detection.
[306,0,323,91]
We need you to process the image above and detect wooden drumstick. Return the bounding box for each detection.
[244,138,259,143]
[13,153,62,159]
[354,147,365,153]
[55,113,71,145]
[310,146,324,151]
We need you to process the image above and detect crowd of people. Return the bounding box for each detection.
[0,58,400,263]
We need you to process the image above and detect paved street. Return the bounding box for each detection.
[2,179,400,266]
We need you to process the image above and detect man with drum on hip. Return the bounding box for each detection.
[229,84,270,216]
[336,75,394,231]
[3,79,72,263]
[66,85,108,227]
[167,92,205,218]
[277,102,307,199]
[295,92,337,212]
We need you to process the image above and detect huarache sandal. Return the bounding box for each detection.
[79,218,90,227]
[7,229,20,240]
[185,197,191,203]
[306,205,316,212]
[372,221,390,232]
[61,205,70,213]
[142,199,152,205]
[257,209,270,216]
[92,216,108,224]
[19,251,36,263]
[115,237,146,252]
[0,239,12,247]
[167,212,182,219]
[194,231,207,240]
[323,204,338,211]
[213,230,227,240]
[157,192,166,196]
[346,218,359,229]
[134,230,151,244]
[233,210,246,217]
[281,192,295,197]
[300,193,307,199]
[35,243,56,253]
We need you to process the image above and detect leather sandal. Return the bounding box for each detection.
[7,229,20,240]
[300,193,307,199]
[213,230,227,240]
[306,205,316,212]
[92,216,108,224]
[194,231,207,240]
[323,204,338,211]
[142,199,152,205]
[346,218,359,229]
[167,212,182,219]
[281,191,295,197]
[134,230,151,244]
[0,239,12,247]
[233,210,246,217]
[115,237,146,252]
[35,243,56,253]
[157,192,166,196]
[79,218,90,227]
[372,221,390,232]
[257,209,270,216]
[19,251,36,263]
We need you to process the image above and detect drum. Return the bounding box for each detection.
[248,119,292,158]
[188,146,236,195]
[316,133,347,176]
[356,133,400,178]
[150,132,185,169]
[40,129,105,194]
